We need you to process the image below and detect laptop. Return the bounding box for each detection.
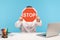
[37,23,60,38]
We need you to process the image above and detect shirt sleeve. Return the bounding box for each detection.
[15,20,22,28]
[36,20,42,26]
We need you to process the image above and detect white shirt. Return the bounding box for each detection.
[15,19,42,28]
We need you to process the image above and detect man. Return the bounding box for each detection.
[15,6,42,32]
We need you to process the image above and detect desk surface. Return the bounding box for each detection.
[0,33,60,40]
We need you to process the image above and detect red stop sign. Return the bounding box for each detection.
[22,7,37,22]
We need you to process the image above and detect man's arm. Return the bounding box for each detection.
[15,17,23,28]
[15,20,22,28]
[36,16,42,26]
[36,20,42,26]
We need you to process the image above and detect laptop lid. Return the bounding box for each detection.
[46,23,60,37]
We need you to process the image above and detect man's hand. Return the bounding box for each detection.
[36,16,40,22]
[19,16,23,21]
[36,18,40,22]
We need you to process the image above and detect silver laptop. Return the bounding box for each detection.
[37,23,60,38]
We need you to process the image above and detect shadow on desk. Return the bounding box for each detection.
[36,34,59,38]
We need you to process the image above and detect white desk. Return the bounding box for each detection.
[0,33,60,40]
